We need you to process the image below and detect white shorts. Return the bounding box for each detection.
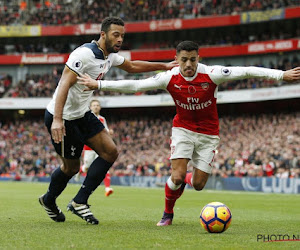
[83,150,98,168]
[170,127,220,174]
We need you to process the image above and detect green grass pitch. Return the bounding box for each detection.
[0,181,299,249]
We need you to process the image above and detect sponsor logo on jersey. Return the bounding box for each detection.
[73,60,83,70]
[201,82,209,91]
[221,67,231,76]
[188,85,196,94]
[175,99,212,111]
[174,84,182,90]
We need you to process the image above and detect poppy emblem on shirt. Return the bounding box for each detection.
[201,82,209,91]
[188,85,197,94]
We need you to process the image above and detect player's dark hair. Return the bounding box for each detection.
[101,17,124,33]
[176,41,199,54]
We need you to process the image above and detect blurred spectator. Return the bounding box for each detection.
[0,74,12,98]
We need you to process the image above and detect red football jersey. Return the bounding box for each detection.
[167,71,219,135]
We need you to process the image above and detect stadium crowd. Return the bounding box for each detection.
[0,73,12,98]
[0,112,299,179]
[1,0,299,26]
[2,24,299,54]
[2,56,299,98]
[5,69,61,98]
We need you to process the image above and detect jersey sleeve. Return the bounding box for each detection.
[111,53,125,66]
[100,71,171,93]
[205,65,284,85]
[65,47,92,75]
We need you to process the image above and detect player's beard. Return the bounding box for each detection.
[105,39,120,53]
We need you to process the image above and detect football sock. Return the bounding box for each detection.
[184,172,193,187]
[104,172,111,188]
[43,167,72,205]
[73,157,112,204]
[164,177,185,214]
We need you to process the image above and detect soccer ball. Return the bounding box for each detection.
[200,202,232,233]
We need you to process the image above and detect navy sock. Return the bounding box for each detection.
[73,157,112,204]
[44,167,72,205]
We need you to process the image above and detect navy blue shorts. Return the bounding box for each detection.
[44,110,105,159]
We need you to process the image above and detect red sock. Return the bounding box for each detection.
[184,172,193,187]
[164,182,185,214]
[104,173,111,188]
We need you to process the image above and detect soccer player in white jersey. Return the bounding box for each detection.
[77,40,300,226]
[74,99,114,197]
[39,17,177,225]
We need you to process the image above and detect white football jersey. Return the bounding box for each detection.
[47,40,125,120]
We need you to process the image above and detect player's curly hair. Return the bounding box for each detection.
[176,41,199,54]
[101,17,124,33]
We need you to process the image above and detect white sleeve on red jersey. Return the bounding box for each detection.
[201,64,284,85]
[100,69,173,93]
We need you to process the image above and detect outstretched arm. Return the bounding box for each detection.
[77,73,168,93]
[117,59,178,73]
[208,66,300,85]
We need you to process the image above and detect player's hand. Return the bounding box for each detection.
[165,60,179,70]
[77,73,98,91]
[51,118,66,144]
[109,129,114,136]
[283,67,300,82]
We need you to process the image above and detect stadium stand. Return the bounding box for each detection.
[0,111,299,179]
[1,0,299,25]
[0,73,12,98]
[1,22,300,54]
[0,1,299,187]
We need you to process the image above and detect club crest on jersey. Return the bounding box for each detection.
[221,67,231,76]
[201,82,209,91]
[188,85,197,94]
[73,60,83,70]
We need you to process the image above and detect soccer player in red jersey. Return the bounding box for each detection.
[77,41,300,226]
[74,99,114,197]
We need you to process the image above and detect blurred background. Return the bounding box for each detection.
[0,0,299,192]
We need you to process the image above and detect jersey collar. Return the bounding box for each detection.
[92,40,108,59]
